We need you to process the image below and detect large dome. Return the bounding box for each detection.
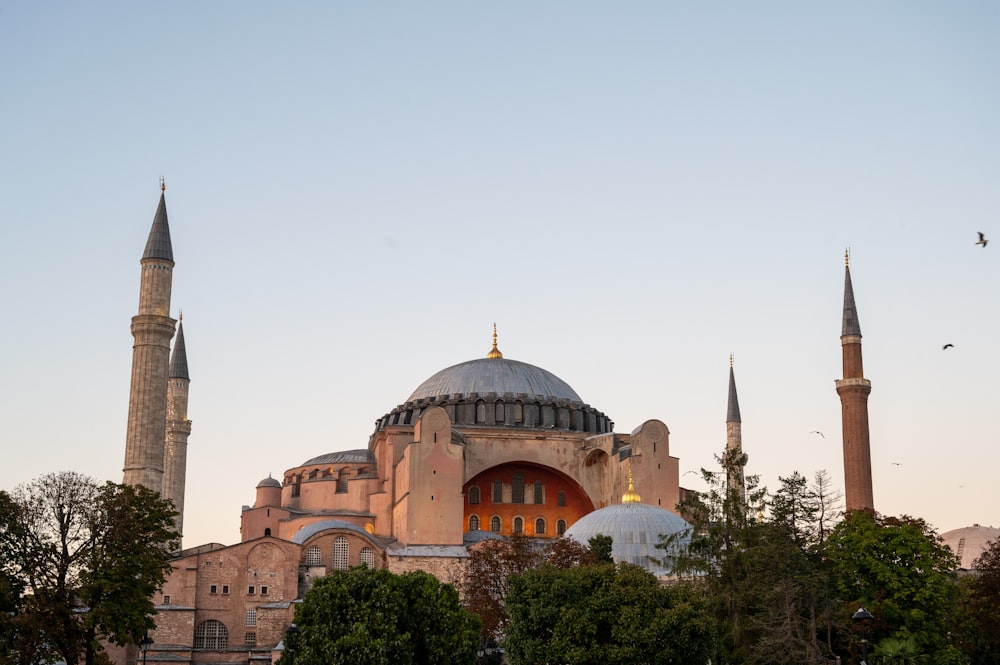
[407,357,582,403]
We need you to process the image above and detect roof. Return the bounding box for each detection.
[143,192,174,262]
[168,321,189,380]
[842,264,862,337]
[407,357,582,403]
[256,475,281,489]
[300,449,375,467]
[565,502,692,575]
[940,524,1000,570]
[727,365,741,423]
[290,519,373,544]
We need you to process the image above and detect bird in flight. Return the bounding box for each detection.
[810,431,825,438]
[891,462,902,466]
[977,232,988,247]
[942,343,954,350]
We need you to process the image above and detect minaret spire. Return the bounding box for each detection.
[123,185,177,494]
[836,251,874,512]
[726,354,746,501]
[486,322,503,359]
[164,317,192,539]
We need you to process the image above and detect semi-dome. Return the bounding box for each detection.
[565,498,691,576]
[407,357,582,403]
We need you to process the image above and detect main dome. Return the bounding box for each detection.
[407,357,582,403]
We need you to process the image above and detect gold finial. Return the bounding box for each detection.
[622,462,641,503]
[730,353,734,368]
[845,247,850,267]
[179,308,183,322]
[486,322,503,359]
[160,177,166,192]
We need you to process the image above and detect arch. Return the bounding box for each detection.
[557,490,566,507]
[305,545,321,566]
[336,468,349,493]
[469,514,480,531]
[495,401,505,423]
[468,486,480,505]
[263,527,271,537]
[513,516,524,534]
[535,517,546,535]
[476,400,487,423]
[490,515,501,532]
[333,535,349,571]
[557,519,567,535]
[194,619,228,649]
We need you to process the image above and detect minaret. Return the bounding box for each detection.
[835,250,874,512]
[122,181,176,492]
[163,315,191,537]
[726,354,746,501]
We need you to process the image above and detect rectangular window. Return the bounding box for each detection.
[534,480,543,504]
[492,480,503,503]
[512,473,525,504]
[209,585,218,595]
[222,584,230,595]
[248,585,255,595]
[244,632,257,647]
[260,585,268,596]
[163,595,170,604]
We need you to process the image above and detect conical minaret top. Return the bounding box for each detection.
[842,250,861,337]
[169,316,190,380]
[726,354,741,424]
[143,180,174,263]
[725,354,746,500]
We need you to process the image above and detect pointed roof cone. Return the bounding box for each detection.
[842,264,862,337]
[143,192,174,262]
[727,365,741,423]
[169,320,189,380]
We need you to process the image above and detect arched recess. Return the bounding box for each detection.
[463,462,594,538]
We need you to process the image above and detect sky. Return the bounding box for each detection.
[1,2,998,549]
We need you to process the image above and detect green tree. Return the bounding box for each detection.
[951,537,1000,664]
[2,472,179,665]
[461,534,542,641]
[505,562,715,665]
[285,566,480,665]
[825,511,959,660]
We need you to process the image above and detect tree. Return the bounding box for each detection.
[2,472,179,665]
[825,511,960,661]
[284,566,480,665]
[461,534,543,641]
[505,562,715,665]
[951,537,1000,664]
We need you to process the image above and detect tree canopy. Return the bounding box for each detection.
[505,562,715,665]
[285,565,481,665]
[1,472,179,665]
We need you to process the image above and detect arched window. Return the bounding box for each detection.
[336,468,349,494]
[360,547,375,568]
[476,400,486,423]
[492,480,503,503]
[245,608,257,627]
[468,486,480,505]
[495,401,505,422]
[264,527,271,536]
[333,536,349,571]
[557,519,567,535]
[469,515,480,531]
[513,517,523,534]
[557,490,566,507]
[194,619,228,649]
[533,480,543,504]
[514,402,523,423]
[305,545,321,566]
[535,518,546,535]
[512,473,525,504]
[490,516,501,532]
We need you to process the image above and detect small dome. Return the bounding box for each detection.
[565,502,691,575]
[256,475,281,489]
[300,449,375,467]
[940,524,1000,570]
[408,358,582,403]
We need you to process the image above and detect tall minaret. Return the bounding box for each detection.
[726,354,746,501]
[122,181,176,492]
[163,315,191,537]
[835,250,874,512]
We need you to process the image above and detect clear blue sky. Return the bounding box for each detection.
[2,2,997,548]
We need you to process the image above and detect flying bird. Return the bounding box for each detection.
[942,343,954,350]
[891,462,902,466]
[810,431,825,439]
[977,232,988,247]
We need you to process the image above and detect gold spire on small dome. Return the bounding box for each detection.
[486,323,503,359]
[622,463,641,503]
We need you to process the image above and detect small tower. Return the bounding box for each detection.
[835,251,874,512]
[163,316,191,538]
[726,354,746,501]
[123,182,176,492]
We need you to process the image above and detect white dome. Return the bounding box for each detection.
[940,524,1000,570]
[565,502,691,575]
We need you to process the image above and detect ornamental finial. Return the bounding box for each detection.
[845,247,850,267]
[160,176,165,192]
[486,323,503,359]
[622,462,641,503]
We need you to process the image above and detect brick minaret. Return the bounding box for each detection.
[726,354,746,501]
[163,317,191,537]
[835,252,874,512]
[122,183,176,492]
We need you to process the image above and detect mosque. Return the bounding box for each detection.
[115,188,877,663]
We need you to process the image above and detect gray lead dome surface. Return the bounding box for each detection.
[407,358,582,402]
